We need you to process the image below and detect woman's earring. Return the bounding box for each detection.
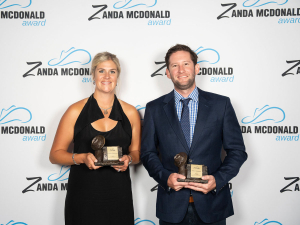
[93,80,95,85]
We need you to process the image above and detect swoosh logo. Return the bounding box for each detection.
[0,0,31,9]
[48,47,92,66]
[254,219,282,225]
[241,105,285,124]
[135,105,145,121]
[135,105,145,111]
[113,0,157,9]
[194,47,220,65]
[134,218,156,225]
[48,165,70,181]
[243,0,288,7]
[4,220,28,225]
[0,106,32,124]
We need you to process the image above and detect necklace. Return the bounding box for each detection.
[99,106,112,114]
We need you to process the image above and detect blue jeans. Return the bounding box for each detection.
[159,203,226,225]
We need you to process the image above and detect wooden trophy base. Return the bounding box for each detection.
[95,161,124,166]
[177,178,208,184]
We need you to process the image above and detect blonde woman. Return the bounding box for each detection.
[50,52,141,225]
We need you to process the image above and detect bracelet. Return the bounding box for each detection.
[72,153,79,165]
[127,154,132,165]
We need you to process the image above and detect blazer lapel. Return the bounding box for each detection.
[190,88,211,154]
[163,91,190,153]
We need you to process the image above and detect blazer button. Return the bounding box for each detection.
[189,159,193,163]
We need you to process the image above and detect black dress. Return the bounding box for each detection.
[65,95,134,225]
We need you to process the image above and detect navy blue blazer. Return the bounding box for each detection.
[141,88,247,223]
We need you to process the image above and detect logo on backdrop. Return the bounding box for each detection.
[48,165,70,181]
[22,165,70,193]
[134,218,155,225]
[243,0,288,7]
[88,0,172,26]
[1,220,28,225]
[241,105,285,124]
[217,0,300,24]
[0,105,32,124]
[0,0,32,9]
[135,105,145,122]
[229,182,233,196]
[0,105,46,141]
[114,0,157,9]
[240,105,299,141]
[280,177,300,193]
[282,60,300,76]
[254,218,282,225]
[22,47,92,82]
[0,0,46,26]
[48,48,91,67]
[151,46,235,83]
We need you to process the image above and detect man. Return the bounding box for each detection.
[141,44,247,225]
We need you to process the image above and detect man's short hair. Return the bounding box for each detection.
[165,44,198,69]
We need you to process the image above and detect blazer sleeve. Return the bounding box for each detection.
[212,97,248,193]
[141,103,172,192]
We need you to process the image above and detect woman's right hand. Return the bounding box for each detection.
[82,153,101,170]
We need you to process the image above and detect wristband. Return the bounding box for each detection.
[127,154,132,165]
[72,153,79,165]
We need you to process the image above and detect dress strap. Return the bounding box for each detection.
[74,95,104,141]
[111,97,132,141]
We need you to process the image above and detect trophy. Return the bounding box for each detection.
[91,135,124,166]
[174,152,208,184]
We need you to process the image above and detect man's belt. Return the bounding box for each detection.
[189,196,194,203]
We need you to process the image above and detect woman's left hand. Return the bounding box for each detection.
[112,155,131,172]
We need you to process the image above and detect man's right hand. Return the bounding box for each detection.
[167,173,188,191]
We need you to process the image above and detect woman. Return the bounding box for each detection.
[49,52,141,225]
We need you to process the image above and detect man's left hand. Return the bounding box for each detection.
[185,175,216,194]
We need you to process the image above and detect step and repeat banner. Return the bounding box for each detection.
[1,0,299,224]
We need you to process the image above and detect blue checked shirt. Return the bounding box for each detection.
[174,87,199,147]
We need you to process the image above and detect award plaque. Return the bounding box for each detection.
[174,152,208,184]
[91,135,124,166]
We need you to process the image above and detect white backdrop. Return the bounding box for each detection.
[1,0,300,224]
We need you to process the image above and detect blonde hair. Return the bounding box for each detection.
[91,52,121,79]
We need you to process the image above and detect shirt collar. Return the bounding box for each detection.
[174,87,199,104]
